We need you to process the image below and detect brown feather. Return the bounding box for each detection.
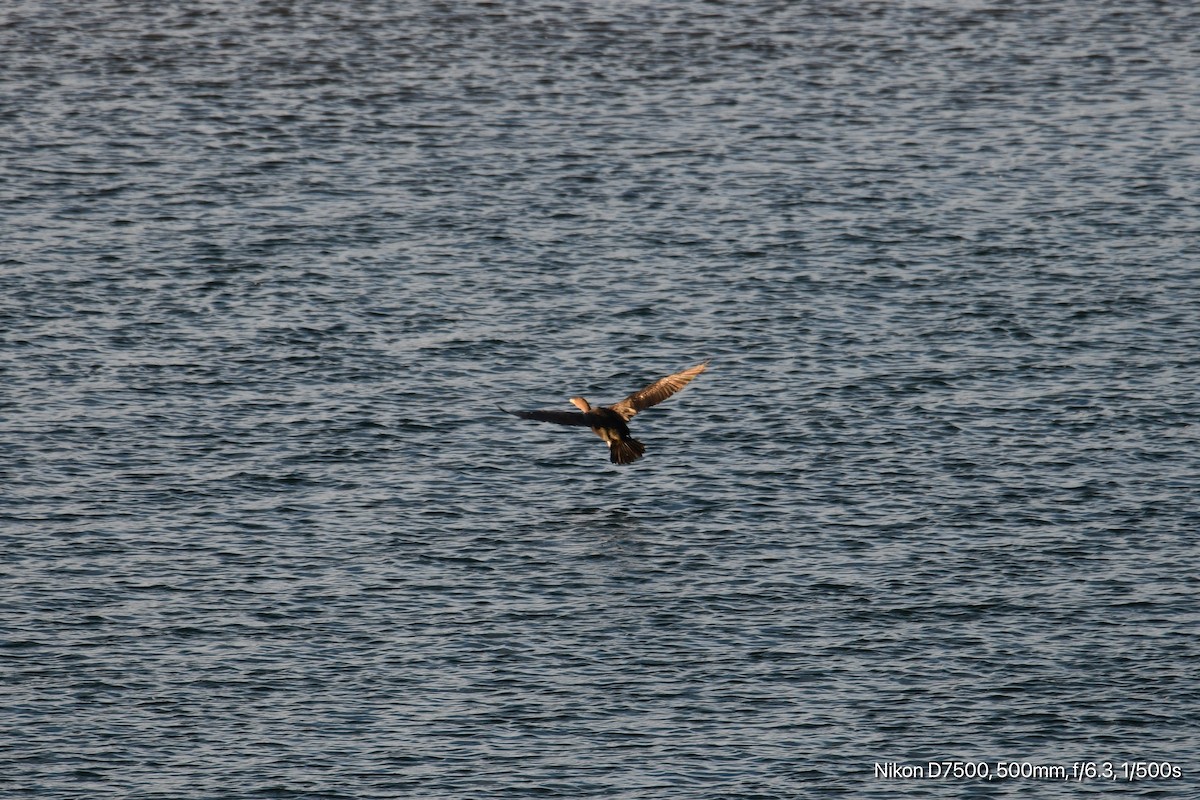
[500,407,595,427]
[608,360,710,421]
[609,437,646,464]
[499,359,709,465]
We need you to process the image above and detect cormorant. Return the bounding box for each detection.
[499,360,709,464]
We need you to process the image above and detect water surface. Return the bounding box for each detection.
[2,1,1198,797]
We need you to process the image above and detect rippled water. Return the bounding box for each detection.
[3,1,1198,797]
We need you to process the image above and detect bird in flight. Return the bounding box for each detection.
[499,360,710,465]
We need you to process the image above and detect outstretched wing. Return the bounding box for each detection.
[498,405,594,427]
[608,360,710,421]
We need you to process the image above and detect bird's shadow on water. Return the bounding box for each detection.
[554,504,653,538]
[529,469,723,546]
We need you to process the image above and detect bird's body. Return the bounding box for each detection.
[499,360,709,464]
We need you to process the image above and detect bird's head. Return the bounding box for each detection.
[569,396,591,412]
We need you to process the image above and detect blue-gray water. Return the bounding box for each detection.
[3,1,1198,797]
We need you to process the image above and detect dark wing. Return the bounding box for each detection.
[498,405,595,427]
[607,360,710,421]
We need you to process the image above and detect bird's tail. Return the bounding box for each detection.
[609,436,646,465]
